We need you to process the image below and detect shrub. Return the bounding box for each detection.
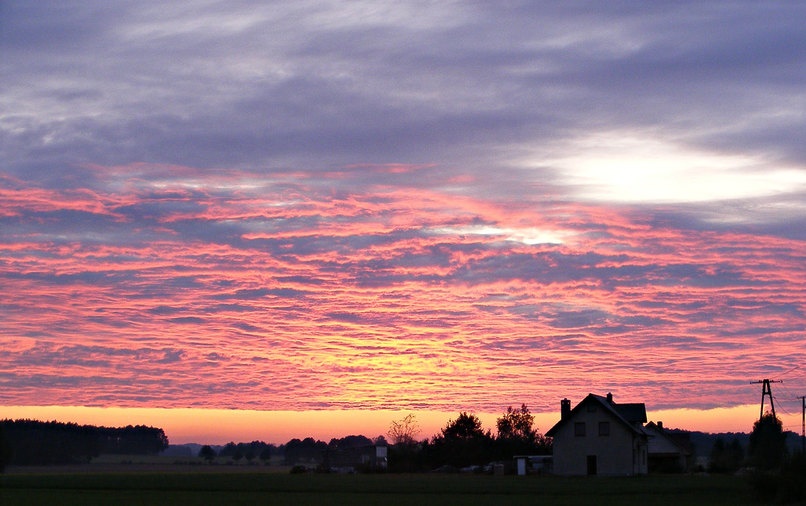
[747,453,806,504]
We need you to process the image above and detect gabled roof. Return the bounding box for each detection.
[546,393,647,437]
[644,422,691,455]
[610,401,648,425]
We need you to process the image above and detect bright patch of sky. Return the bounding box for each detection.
[428,225,566,245]
[549,134,806,203]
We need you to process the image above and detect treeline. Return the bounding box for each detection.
[209,440,276,463]
[389,409,552,472]
[200,435,385,464]
[275,406,552,472]
[0,419,169,466]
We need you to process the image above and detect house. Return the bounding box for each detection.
[545,393,648,476]
[644,421,691,473]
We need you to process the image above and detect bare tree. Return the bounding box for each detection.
[388,413,421,445]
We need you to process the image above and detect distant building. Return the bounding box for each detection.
[545,393,648,476]
[645,421,692,473]
[323,444,387,470]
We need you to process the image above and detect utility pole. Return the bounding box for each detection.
[750,379,782,419]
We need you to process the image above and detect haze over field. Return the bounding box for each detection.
[2,1,805,439]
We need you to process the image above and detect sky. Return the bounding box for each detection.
[2,1,806,443]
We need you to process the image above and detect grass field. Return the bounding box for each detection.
[0,471,759,506]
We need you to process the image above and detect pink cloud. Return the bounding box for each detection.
[1,164,804,415]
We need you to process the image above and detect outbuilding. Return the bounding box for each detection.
[645,421,692,473]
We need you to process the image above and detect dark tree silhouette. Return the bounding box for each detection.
[494,404,552,459]
[430,412,493,468]
[497,404,536,440]
[198,445,216,463]
[283,437,327,465]
[328,435,373,450]
[0,424,13,473]
[259,446,272,464]
[441,412,488,441]
[748,413,787,471]
[203,440,275,465]
[709,436,744,473]
[219,442,238,457]
[0,419,168,465]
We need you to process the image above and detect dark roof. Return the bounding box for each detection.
[612,402,648,425]
[546,394,647,437]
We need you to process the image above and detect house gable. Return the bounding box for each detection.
[546,393,648,476]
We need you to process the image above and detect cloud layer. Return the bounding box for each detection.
[2,1,805,414]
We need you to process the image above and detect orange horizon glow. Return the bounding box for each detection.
[0,404,783,446]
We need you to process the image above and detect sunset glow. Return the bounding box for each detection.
[3,1,806,443]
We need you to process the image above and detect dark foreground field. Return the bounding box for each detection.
[0,471,757,506]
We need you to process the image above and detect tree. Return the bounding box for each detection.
[430,412,493,468]
[748,413,787,471]
[497,404,536,442]
[441,412,487,441]
[388,414,421,446]
[259,446,272,465]
[494,404,552,460]
[198,445,216,464]
[283,437,327,465]
[709,437,744,473]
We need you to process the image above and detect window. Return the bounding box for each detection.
[598,421,610,436]
[587,404,597,413]
[574,422,586,437]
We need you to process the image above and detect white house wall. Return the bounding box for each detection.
[552,404,647,476]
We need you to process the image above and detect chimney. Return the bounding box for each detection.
[658,421,663,430]
[606,392,613,404]
[561,398,571,419]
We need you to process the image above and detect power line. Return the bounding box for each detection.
[774,397,794,417]
[778,382,800,403]
[779,363,806,378]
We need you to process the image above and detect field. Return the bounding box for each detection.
[0,470,760,506]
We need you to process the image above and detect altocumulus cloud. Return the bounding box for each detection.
[1,1,805,414]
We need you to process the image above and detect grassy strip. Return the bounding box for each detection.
[0,473,757,506]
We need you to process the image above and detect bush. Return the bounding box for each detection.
[0,425,13,473]
[290,465,308,474]
[709,437,744,474]
[747,453,806,504]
